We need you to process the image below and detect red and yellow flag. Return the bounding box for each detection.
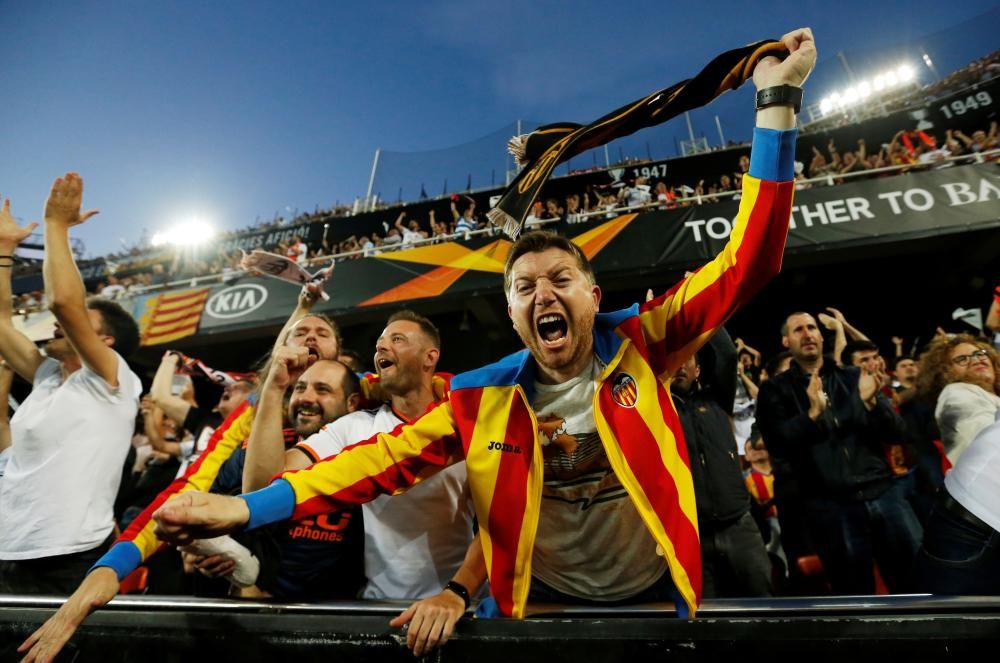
[139,287,210,346]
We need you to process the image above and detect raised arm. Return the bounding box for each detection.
[703,327,738,414]
[827,306,869,341]
[817,311,848,367]
[149,352,193,425]
[0,198,45,382]
[43,173,119,385]
[242,345,312,493]
[635,30,813,378]
[142,398,184,458]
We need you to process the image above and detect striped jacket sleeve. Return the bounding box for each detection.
[92,399,257,580]
[631,127,797,379]
[241,399,464,529]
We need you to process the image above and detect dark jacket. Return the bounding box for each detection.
[756,358,906,502]
[673,328,750,524]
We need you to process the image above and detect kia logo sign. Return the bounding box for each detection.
[206,284,268,319]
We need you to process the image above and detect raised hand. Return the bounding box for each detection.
[44,172,99,228]
[0,198,38,251]
[817,312,842,331]
[753,27,817,89]
[266,345,314,392]
[825,306,846,324]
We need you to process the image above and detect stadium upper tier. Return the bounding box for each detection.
[8,54,999,300]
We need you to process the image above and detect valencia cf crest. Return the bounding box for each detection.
[611,372,638,408]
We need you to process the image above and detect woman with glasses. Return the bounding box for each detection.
[917,334,1000,464]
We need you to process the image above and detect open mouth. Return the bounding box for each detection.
[536,313,568,347]
[376,356,395,373]
[305,345,320,360]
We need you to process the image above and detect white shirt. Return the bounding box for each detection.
[936,382,1000,464]
[0,355,142,559]
[530,359,667,600]
[945,411,1000,533]
[401,228,424,246]
[623,184,651,208]
[298,404,475,599]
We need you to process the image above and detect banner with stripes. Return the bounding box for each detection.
[137,287,210,346]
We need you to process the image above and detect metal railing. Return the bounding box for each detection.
[574,146,1000,222]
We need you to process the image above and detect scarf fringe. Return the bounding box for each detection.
[507,134,530,168]
[486,207,522,240]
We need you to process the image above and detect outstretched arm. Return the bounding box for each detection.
[43,173,119,385]
[154,398,464,545]
[19,397,258,663]
[0,198,44,382]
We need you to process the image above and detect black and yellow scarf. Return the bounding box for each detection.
[487,39,789,238]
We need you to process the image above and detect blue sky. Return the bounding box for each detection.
[2,0,998,257]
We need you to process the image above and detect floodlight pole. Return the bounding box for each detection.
[365,148,381,212]
[715,115,725,147]
[837,51,857,84]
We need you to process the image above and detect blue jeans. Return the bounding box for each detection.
[804,486,923,594]
[913,490,1000,595]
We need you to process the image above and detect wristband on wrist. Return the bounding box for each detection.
[444,580,471,609]
[756,85,803,114]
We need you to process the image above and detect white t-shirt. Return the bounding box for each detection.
[623,184,651,208]
[936,382,1000,464]
[530,358,667,600]
[0,355,142,559]
[401,228,424,246]
[298,404,475,599]
[945,411,1000,533]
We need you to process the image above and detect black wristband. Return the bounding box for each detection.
[756,84,803,114]
[444,580,471,609]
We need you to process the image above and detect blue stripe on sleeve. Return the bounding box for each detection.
[241,478,296,530]
[748,127,797,182]
[90,541,142,581]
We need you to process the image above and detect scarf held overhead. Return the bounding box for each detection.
[487,39,789,238]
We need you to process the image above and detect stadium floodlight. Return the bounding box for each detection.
[151,216,216,248]
[817,62,917,118]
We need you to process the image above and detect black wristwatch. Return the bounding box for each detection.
[444,580,471,609]
[756,84,803,114]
